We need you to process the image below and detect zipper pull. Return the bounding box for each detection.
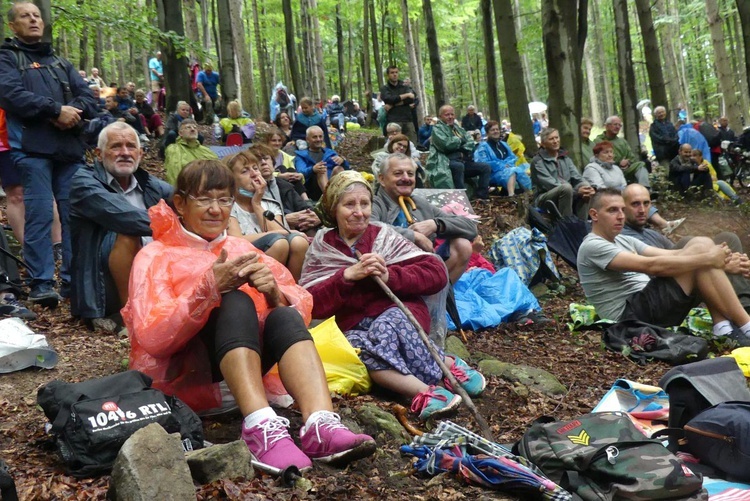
[606,446,619,465]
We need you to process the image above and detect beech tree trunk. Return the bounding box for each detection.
[541,0,588,169]
[513,0,537,102]
[706,0,742,131]
[401,0,423,119]
[251,0,270,118]
[461,24,478,108]
[729,13,750,121]
[655,0,686,120]
[229,0,255,116]
[200,0,210,52]
[480,0,500,121]
[634,0,668,112]
[494,0,535,154]
[411,18,428,114]
[738,0,750,109]
[335,3,346,100]
[183,0,200,60]
[612,0,639,153]
[422,0,447,108]
[590,0,612,120]
[215,0,238,104]
[309,0,327,100]
[282,0,302,97]
[584,47,600,124]
[362,0,372,106]
[77,0,87,70]
[370,0,384,90]
[156,0,192,112]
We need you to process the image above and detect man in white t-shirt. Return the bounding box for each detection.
[577,187,750,344]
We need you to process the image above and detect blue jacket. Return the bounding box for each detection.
[678,123,711,162]
[291,111,332,148]
[0,38,97,161]
[418,124,433,147]
[69,161,173,318]
[293,148,350,181]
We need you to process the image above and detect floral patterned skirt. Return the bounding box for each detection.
[345,307,443,386]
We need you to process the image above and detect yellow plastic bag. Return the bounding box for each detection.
[311,316,371,396]
[725,347,750,377]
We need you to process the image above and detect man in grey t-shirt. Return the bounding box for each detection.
[577,187,750,343]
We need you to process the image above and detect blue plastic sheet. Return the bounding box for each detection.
[447,268,540,330]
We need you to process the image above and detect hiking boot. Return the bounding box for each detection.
[299,411,376,466]
[410,386,461,421]
[662,218,686,236]
[0,293,36,320]
[28,283,59,309]
[242,416,312,471]
[444,357,486,397]
[59,280,70,300]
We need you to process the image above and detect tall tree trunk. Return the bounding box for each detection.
[300,0,316,98]
[281,0,302,97]
[513,0,537,102]
[590,0,612,120]
[706,0,742,131]
[362,0,372,111]
[215,0,238,104]
[612,0,639,153]
[200,0,210,52]
[77,0,88,70]
[183,0,200,60]
[335,2,346,100]
[94,30,103,77]
[634,0,668,112]
[422,0,446,108]
[309,0,327,100]
[229,0,255,116]
[655,0,686,120]
[370,0,383,89]
[584,47,600,124]
[480,0,500,121]
[211,0,220,64]
[461,23,478,108]
[401,0,423,118]
[494,0,535,154]
[730,11,750,121]
[738,0,750,109]
[541,0,588,168]
[156,0,192,112]
[251,0,270,118]
[412,18,428,114]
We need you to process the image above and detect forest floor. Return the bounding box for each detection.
[1,127,749,500]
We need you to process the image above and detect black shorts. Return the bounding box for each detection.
[0,150,21,188]
[621,277,701,328]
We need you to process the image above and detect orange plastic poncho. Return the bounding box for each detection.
[121,200,313,412]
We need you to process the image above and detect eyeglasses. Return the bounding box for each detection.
[186,194,235,207]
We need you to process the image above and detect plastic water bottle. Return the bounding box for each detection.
[213,116,222,141]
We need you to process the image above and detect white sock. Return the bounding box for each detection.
[243,406,277,430]
[713,320,733,337]
[302,410,337,435]
[739,321,750,338]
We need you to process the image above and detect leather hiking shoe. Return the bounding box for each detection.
[28,283,59,309]
[410,386,461,421]
[444,357,486,397]
[241,416,312,471]
[300,411,376,467]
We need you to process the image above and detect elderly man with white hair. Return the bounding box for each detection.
[293,125,350,200]
[69,122,173,330]
[593,115,652,189]
[649,106,679,169]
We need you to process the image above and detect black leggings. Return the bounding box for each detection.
[198,290,312,382]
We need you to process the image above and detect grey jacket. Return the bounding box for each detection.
[371,190,477,243]
[530,149,588,203]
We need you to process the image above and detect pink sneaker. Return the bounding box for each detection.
[242,416,312,471]
[300,411,376,467]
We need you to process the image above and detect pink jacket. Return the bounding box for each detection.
[122,200,312,411]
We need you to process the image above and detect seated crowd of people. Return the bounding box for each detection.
[1,11,746,477]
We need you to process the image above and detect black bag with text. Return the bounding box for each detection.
[37,370,204,477]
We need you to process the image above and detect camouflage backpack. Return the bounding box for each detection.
[515,412,706,501]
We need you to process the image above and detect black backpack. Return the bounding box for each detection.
[658,357,750,428]
[37,371,204,477]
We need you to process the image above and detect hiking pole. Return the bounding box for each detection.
[250,460,302,488]
[355,251,493,440]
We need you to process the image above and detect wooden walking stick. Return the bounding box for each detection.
[355,251,493,440]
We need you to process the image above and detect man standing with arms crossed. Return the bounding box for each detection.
[379,66,419,144]
[0,2,98,307]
